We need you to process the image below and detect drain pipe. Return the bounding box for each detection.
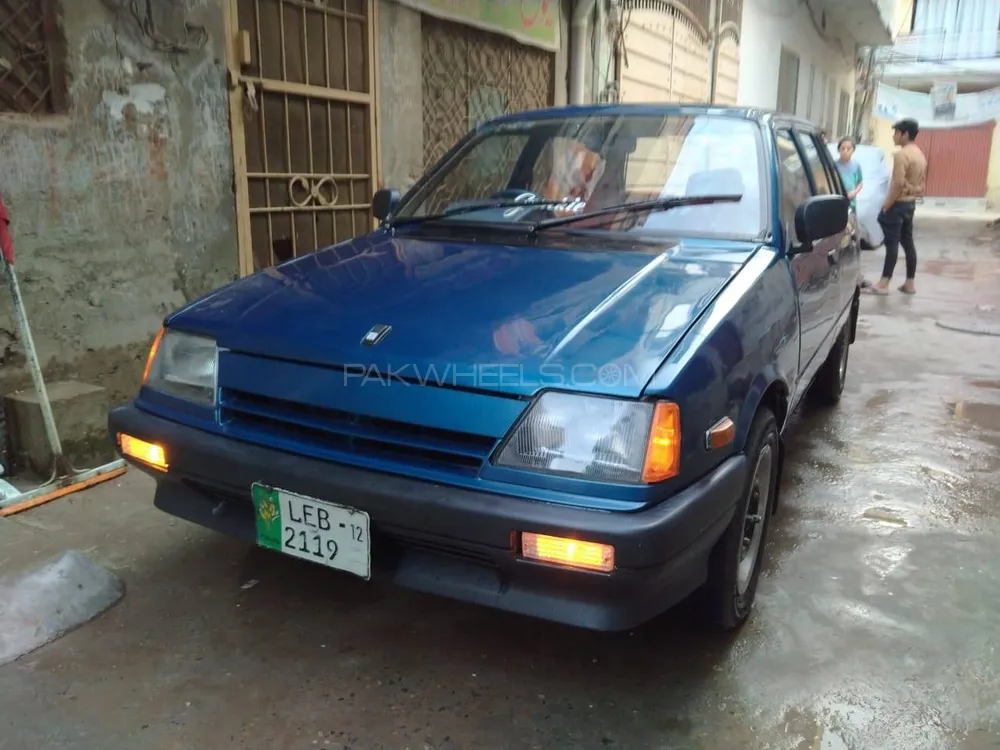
[570,0,597,105]
[707,0,720,103]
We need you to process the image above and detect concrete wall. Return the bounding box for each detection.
[986,126,1000,209]
[377,0,423,192]
[557,0,571,106]
[738,0,855,134]
[0,0,237,405]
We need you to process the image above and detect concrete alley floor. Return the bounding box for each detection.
[2,215,1000,750]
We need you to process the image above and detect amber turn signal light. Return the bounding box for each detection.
[142,327,165,384]
[119,433,168,471]
[642,401,681,483]
[521,532,615,573]
[706,416,736,450]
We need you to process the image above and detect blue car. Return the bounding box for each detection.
[109,105,860,632]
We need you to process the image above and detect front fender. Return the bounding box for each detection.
[736,366,791,450]
[644,247,798,481]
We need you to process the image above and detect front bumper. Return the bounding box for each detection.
[109,404,747,631]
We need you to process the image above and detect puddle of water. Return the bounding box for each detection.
[920,464,966,489]
[864,389,894,411]
[862,507,909,528]
[863,545,911,579]
[923,259,976,280]
[847,445,876,464]
[818,726,851,750]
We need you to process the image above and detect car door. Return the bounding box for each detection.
[792,129,848,359]
[813,135,860,316]
[774,128,835,381]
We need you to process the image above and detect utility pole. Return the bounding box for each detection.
[853,46,880,142]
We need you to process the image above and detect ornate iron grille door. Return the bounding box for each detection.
[421,15,554,172]
[229,0,378,272]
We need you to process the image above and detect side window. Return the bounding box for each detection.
[775,129,811,238]
[794,131,834,195]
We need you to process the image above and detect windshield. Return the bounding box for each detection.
[394,113,767,238]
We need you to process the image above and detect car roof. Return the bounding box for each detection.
[486,103,820,132]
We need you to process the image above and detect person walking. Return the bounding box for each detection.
[871,118,927,295]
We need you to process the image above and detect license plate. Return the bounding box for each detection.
[251,483,371,579]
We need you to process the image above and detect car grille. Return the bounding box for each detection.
[219,388,498,472]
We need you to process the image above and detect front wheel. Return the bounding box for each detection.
[701,407,780,630]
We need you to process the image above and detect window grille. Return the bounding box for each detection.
[0,0,67,115]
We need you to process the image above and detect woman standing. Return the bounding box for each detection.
[835,137,864,208]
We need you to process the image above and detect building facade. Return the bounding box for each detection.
[874,0,1000,209]
[736,0,893,137]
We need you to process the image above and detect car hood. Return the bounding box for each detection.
[170,230,755,398]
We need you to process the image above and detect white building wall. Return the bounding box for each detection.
[737,0,856,134]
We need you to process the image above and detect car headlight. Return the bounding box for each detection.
[142,328,218,407]
[494,392,680,484]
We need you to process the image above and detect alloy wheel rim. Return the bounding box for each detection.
[737,443,772,596]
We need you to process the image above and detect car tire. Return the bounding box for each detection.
[701,407,779,631]
[807,321,850,407]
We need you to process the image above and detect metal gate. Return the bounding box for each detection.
[225,0,379,273]
[420,14,554,170]
[915,122,994,198]
[619,0,711,104]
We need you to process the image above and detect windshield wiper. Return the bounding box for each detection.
[389,198,569,229]
[527,194,743,235]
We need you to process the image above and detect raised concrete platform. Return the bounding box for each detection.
[0,549,124,666]
[919,196,990,214]
[3,380,111,476]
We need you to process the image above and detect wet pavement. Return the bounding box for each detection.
[2,215,1000,749]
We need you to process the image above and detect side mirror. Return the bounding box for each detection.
[372,188,401,222]
[793,194,849,245]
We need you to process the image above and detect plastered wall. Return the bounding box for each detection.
[0,0,238,404]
